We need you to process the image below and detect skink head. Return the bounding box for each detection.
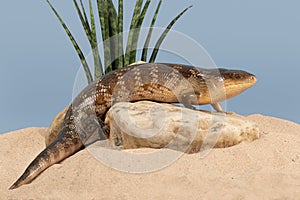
[220,68,257,99]
[194,68,256,104]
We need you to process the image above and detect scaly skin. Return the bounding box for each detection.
[9,63,256,189]
[46,105,70,146]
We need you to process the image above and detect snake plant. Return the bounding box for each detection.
[47,0,191,84]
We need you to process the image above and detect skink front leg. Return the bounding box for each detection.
[181,92,198,110]
[211,103,223,112]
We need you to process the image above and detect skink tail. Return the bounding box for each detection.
[9,131,83,190]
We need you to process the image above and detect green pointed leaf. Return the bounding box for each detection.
[47,0,93,84]
[117,0,124,69]
[74,0,103,78]
[48,0,191,81]
[124,0,143,66]
[89,0,103,78]
[89,0,96,41]
[79,0,90,30]
[107,0,118,71]
[73,0,92,42]
[97,0,112,72]
[107,0,118,37]
[149,5,192,63]
[141,0,162,61]
[128,0,151,64]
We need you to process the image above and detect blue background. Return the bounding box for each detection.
[0,0,299,134]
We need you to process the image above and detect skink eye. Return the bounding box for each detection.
[232,72,243,79]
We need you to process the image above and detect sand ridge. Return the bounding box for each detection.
[1,115,300,199]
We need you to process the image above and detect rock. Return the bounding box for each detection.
[128,61,146,66]
[105,101,260,153]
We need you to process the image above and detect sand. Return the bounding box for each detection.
[1,114,300,199]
